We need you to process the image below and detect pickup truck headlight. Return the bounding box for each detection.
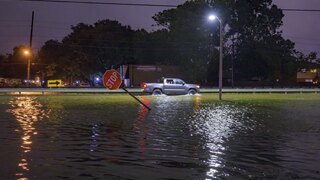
[196,85,200,89]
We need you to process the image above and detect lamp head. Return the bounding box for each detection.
[208,15,217,21]
[24,50,30,55]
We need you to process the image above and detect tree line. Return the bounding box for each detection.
[0,0,319,86]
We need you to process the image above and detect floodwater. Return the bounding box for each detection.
[0,94,320,179]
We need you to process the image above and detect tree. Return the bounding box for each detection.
[39,20,153,85]
[2,45,31,79]
[153,0,221,83]
[0,54,7,77]
[132,29,175,65]
[35,0,303,86]
[39,40,71,80]
[61,20,137,84]
[229,0,296,83]
[295,51,319,72]
[153,0,297,85]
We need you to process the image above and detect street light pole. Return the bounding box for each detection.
[27,55,31,81]
[23,49,31,84]
[218,18,223,100]
[27,11,34,84]
[208,15,223,100]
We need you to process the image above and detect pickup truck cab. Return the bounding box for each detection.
[141,78,200,95]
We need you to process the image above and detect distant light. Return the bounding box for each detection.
[208,15,217,21]
[24,80,28,83]
[95,77,100,81]
[76,81,80,84]
[24,50,30,55]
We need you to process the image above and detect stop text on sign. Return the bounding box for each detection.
[103,69,122,90]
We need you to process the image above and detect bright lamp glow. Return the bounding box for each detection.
[208,15,217,21]
[24,50,30,55]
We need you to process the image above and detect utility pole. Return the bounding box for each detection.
[208,14,223,100]
[218,18,223,100]
[231,37,235,88]
[27,11,34,83]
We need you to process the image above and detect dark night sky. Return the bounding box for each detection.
[0,0,320,55]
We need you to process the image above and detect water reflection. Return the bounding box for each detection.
[134,96,151,160]
[152,96,189,124]
[7,97,47,180]
[2,95,318,179]
[190,102,254,178]
[90,123,100,152]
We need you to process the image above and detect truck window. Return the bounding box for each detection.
[166,79,174,84]
[175,79,185,85]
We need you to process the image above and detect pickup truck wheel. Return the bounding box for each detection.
[188,89,197,95]
[152,89,162,95]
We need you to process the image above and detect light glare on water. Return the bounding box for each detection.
[6,97,49,179]
[0,94,319,179]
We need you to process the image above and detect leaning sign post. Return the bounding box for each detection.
[103,69,151,111]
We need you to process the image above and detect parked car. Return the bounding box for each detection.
[79,82,91,87]
[141,78,200,95]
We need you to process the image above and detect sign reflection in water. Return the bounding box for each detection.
[134,96,151,160]
[7,97,48,180]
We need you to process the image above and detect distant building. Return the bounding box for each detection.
[118,65,186,87]
[297,68,319,85]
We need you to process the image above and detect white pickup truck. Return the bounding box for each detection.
[141,78,200,95]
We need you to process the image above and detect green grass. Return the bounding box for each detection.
[206,93,320,114]
[198,93,320,106]
[1,93,320,108]
[201,93,320,101]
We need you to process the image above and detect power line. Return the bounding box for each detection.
[282,8,320,12]
[18,0,178,8]
[17,0,320,12]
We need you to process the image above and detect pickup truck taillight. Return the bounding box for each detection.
[141,83,147,89]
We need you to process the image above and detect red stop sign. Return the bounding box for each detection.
[103,69,122,90]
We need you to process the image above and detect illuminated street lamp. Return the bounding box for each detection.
[208,14,223,100]
[23,49,31,83]
[24,50,30,56]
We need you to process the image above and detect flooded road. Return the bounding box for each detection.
[0,94,319,179]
